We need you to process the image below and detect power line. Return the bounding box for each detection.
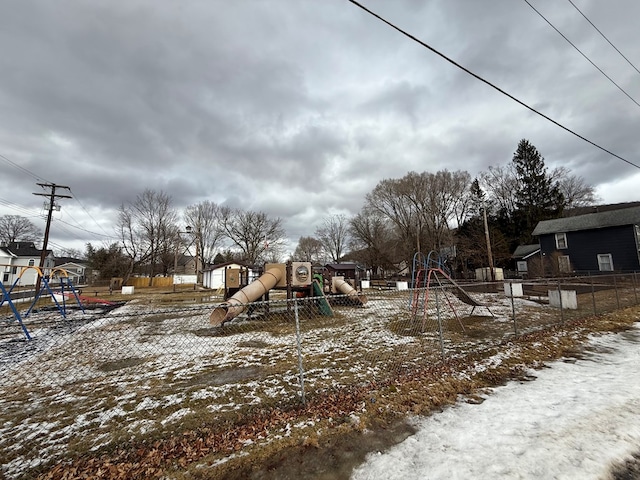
[0,195,115,242]
[0,152,54,184]
[566,0,640,77]
[0,151,114,241]
[56,217,115,239]
[346,0,640,171]
[0,197,41,218]
[523,0,640,110]
[69,188,113,238]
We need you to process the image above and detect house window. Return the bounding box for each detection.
[558,255,571,273]
[597,253,614,272]
[555,233,568,249]
[517,261,528,272]
[28,259,35,266]
[12,266,17,274]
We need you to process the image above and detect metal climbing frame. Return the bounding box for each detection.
[410,251,467,332]
[24,272,85,319]
[1,266,85,340]
[0,280,32,340]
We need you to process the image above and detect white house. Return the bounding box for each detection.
[0,242,55,286]
[54,261,88,285]
[0,246,16,284]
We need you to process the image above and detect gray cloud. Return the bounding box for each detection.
[1,0,639,255]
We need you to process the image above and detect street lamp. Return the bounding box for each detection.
[190,226,202,288]
[173,226,194,292]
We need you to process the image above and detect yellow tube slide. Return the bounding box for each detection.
[333,277,367,305]
[209,267,284,326]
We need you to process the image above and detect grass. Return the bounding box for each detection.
[0,284,638,479]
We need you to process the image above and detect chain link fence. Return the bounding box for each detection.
[1,272,638,479]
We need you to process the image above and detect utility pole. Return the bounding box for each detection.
[482,202,495,282]
[33,182,72,293]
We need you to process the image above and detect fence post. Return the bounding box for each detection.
[558,280,564,325]
[590,272,597,316]
[509,281,518,336]
[293,298,306,406]
[613,274,620,309]
[435,287,445,359]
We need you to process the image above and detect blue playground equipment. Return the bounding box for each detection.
[0,280,31,340]
[23,275,85,319]
[0,267,85,340]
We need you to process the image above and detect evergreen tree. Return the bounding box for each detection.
[512,139,563,243]
[86,243,130,280]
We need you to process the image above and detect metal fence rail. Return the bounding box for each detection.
[1,273,638,479]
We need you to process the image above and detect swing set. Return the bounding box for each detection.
[0,266,85,340]
[410,251,494,332]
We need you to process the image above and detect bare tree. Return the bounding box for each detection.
[315,214,350,263]
[349,209,397,275]
[366,176,417,260]
[263,243,286,263]
[184,200,224,267]
[424,170,471,248]
[479,164,518,218]
[219,207,285,264]
[117,189,178,281]
[116,204,143,283]
[550,167,598,210]
[0,215,41,245]
[56,247,86,260]
[365,170,472,261]
[292,236,324,263]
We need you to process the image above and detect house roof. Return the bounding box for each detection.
[54,257,86,267]
[532,205,640,236]
[5,242,52,258]
[563,201,640,217]
[205,261,254,272]
[325,263,364,271]
[512,244,541,259]
[55,262,87,270]
[0,246,17,258]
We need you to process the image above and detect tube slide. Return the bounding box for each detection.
[209,267,284,326]
[333,277,367,305]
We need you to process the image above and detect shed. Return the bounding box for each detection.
[202,262,257,290]
[511,244,541,277]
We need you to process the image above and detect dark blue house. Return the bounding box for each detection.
[531,205,640,274]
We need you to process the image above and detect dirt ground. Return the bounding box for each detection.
[35,304,640,480]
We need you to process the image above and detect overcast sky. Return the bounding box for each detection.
[1,0,639,256]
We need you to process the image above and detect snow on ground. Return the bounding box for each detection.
[0,290,557,478]
[352,324,640,480]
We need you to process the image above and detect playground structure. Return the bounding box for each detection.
[0,266,114,340]
[328,275,368,304]
[209,261,367,327]
[410,252,493,331]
